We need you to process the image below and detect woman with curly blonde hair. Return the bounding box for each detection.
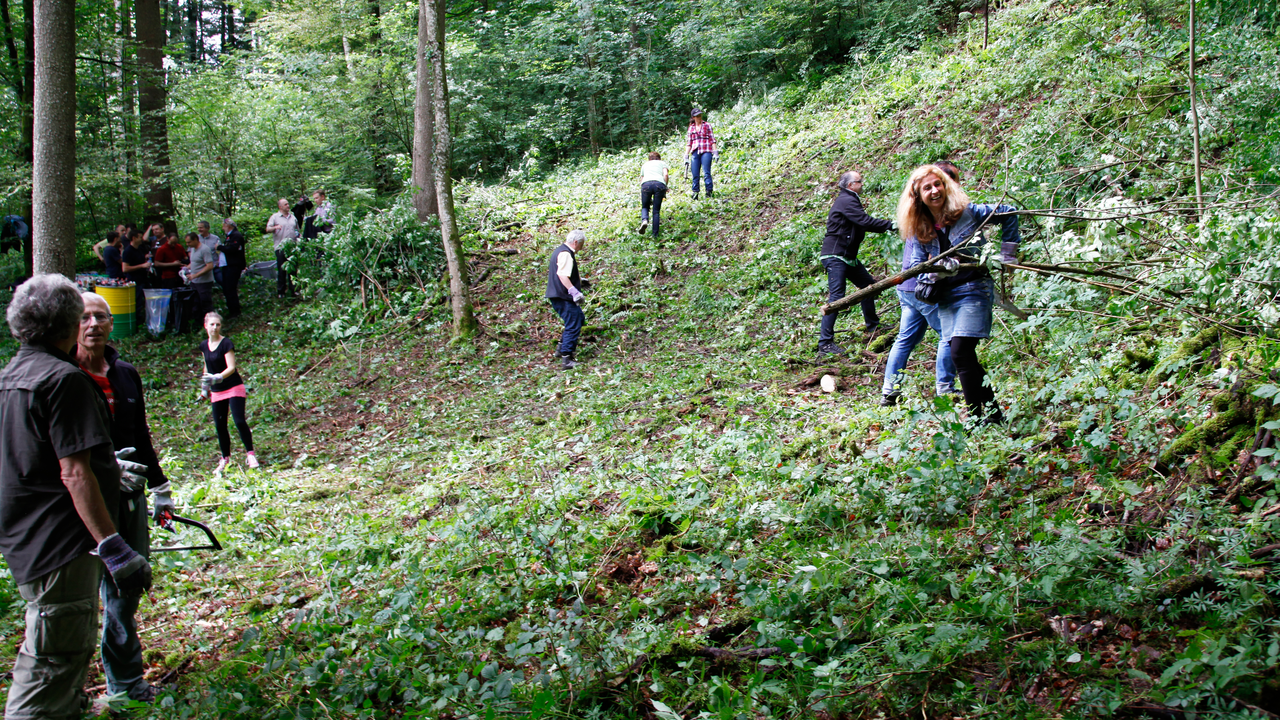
[893,164,1021,425]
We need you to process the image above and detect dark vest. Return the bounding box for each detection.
[545,244,579,301]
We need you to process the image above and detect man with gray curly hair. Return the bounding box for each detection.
[0,274,152,718]
[545,229,588,370]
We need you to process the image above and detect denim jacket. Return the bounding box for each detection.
[900,203,1019,291]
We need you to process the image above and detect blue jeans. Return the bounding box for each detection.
[690,153,713,195]
[549,298,583,355]
[101,493,150,699]
[938,279,994,340]
[883,288,957,395]
[819,257,878,344]
[641,181,667,236]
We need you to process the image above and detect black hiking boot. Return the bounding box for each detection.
[560,351,578,370]
[638,220,649,234]
[691,192,700,201]
[706,190,714,198]
[880,392,901,407]
[817,341,846,356]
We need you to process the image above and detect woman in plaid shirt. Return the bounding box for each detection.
[684,108,718,199]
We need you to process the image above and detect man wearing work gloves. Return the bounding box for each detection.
[817,170,895,355]
[0,274,152,719]
[545,229,588,370]
[76,291,174,703]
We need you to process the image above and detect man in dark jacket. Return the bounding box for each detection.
[545,229,587,370]
[1,275,151,718]
[817,171,894,355]
[76,292,175,703]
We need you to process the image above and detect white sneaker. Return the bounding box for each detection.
[246,453,260,469]
[214,457,230,476]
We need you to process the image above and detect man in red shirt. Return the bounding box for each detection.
[152,234,188,289]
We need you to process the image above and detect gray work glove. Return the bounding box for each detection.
[202,372,221,385]
[936,256,961,278]
[98,533,153,596]
[684,158,690,173]
[569,288,585,303]
[1000,241,1019,265]
[150,481,175,524]
[115,447,148,493]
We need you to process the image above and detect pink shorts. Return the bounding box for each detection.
[210,384,248,403]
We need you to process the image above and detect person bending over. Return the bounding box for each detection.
[817,170,894,355]
[638,152,669,238]
[895,164,1020,425]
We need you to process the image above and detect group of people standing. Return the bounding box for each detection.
[817,161,1019,425]
[90,189,333,322]
[94,219,248,322]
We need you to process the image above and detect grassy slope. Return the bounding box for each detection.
[3,0,1280,717]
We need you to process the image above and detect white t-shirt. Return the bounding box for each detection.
[641,160,668,185]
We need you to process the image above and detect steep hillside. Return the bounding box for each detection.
[2,0,1278,718]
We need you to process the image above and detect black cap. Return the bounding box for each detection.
[691,108,704,118]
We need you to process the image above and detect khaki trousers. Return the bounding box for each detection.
[4,552,101,720]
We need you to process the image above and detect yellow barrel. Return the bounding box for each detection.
[95,285,136,314]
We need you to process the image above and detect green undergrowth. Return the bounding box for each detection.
[2,0,1280,717]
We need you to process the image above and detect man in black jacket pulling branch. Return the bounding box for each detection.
[545,229,589,370]
[817,171,895,355]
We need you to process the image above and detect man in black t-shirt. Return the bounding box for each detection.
[0,275,152,718]
[121,230,153,326]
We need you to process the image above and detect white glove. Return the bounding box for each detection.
[936,256,961,278]
[115,447,148,493]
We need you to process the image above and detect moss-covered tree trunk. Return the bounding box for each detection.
[411,0,437,223]
[425,0,477,339]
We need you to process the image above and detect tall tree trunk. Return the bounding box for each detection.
[425,0,477,338]
[411,0,437,222]
[136,0,174,218]
[578,0,601,157]
[341,34,355,81]
[185,0,197,62]
[19,0,33,275]
[119,0,136,213]
[32,0,76,277]
[624,21,642,142]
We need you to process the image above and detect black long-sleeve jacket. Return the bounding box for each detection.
[100,346,169,498]
[819,187,893,260]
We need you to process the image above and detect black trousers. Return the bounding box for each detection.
[212,395,253,456]
[221,262,244,316]
[949,336,1002,423]
[640,181,667,237]
[819,257,878,344]
[191,282,214,320]
[275,249,294,296]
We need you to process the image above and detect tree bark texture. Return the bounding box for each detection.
[411,0,437,222]
[20,0,33,274]
[136,0,175,218]
[119,0,136,201]
[424,0,478,338]
[32,0,76,277]
[579,0,601,157]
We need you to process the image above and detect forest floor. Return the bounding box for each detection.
[1,0,1279,717]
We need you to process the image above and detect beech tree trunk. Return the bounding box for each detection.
[424,0,478,338]
[32,0,76,277]
[119,0,136,211]
[411,0,437,222]
[137,0,175,218]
